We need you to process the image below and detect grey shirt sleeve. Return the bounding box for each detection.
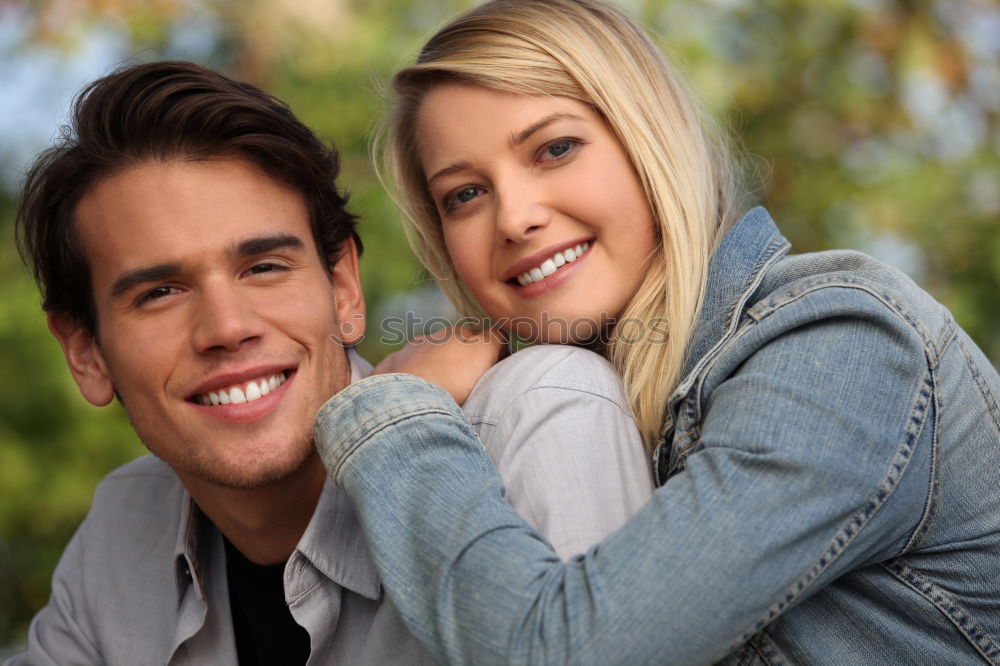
[462,345,653,559]
[5,528,100,666]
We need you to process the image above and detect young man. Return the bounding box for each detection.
[10,60,652,665]
[8,60,435,665]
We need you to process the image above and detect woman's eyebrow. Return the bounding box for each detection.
[510,112,583,147]
[426,112,585,185]
[427,160,473,186]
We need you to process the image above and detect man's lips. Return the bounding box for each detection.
[188,366,295,406]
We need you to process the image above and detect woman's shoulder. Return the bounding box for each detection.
[749,248,953,351]
[463,344,628,419]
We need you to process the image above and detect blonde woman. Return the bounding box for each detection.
[315,0,1000,663]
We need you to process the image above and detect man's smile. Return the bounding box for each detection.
[190,369,292,406]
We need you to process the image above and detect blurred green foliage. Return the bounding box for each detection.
[1,0,998,650]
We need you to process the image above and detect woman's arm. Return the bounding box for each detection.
[316,297,934,664]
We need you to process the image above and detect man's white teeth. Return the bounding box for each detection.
[517,242,590,286]
[197,373,286,406]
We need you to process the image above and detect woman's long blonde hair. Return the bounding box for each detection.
[379,0,743,452]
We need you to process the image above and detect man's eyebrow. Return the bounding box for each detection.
[108,234,306,300]
[110,264,183,299]
[231,233,306,259]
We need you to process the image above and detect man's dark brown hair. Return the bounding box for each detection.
[16,60,361,335]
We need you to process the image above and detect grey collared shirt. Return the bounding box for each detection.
[7,352,436,666]
[6,456,437,666]
[9,346,651,664]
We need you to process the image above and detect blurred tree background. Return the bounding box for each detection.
[1,0,997,652]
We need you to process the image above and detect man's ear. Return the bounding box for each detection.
[47,314,115,406]
[329,238,366,346]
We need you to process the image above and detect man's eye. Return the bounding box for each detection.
[244,262,291,277]
[137,286,178,305]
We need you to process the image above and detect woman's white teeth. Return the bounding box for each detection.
[518,242,590,286]
[198,373,286,406]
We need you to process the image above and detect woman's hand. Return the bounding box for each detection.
[373,327,506,405]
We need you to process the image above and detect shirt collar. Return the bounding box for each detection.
[173,494,209,608]
[292,478,382,600]
[674,207,790,401]
[172,347,379,604]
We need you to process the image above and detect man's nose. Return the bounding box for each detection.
[495,185,551,245]
[191,282,264,353]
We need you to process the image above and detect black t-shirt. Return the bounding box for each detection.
[224,537,311,666]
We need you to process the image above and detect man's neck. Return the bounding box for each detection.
[180,452,327,565]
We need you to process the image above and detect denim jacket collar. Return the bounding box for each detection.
[678,207,790,390]
[654,207,790,481]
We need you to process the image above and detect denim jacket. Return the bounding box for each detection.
[316,207,1000,665]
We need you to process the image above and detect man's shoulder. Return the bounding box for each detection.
[464,344,627,419]
[95,454,183,500]
[84,454,186,541]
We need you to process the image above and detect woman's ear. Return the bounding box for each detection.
[47,314,115,406]
[329,238,366,346]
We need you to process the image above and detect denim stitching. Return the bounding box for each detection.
[732,642,761,666]
[956,335,1000,434]
[328,407,464,480]
[747,276,935,353]
[739,370,931,640]
[903,367,942,553]
[668,236,790,410]
[752,631,787,666]
[882,559,1000,664]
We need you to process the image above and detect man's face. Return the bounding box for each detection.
[60,158,364,490]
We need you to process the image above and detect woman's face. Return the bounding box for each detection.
[415,83,657,343]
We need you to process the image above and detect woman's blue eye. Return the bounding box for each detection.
[546,140,572,158]
[444,186,484,211]
[456,187,481,203]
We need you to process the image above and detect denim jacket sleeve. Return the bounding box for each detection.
[314,288,936,665]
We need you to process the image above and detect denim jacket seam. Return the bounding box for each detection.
[747,630,786,666]
[881,559,1000,664]
[328,407,464,480]
[956,334,1000,434]
[671,425,701,466]
[748,276,936,354]
[902,364,943,554]
[668,236,790,410]
[656,237,788,481]
[740,368,934,641]
[929,314,957,369]
[679,317,761,456]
